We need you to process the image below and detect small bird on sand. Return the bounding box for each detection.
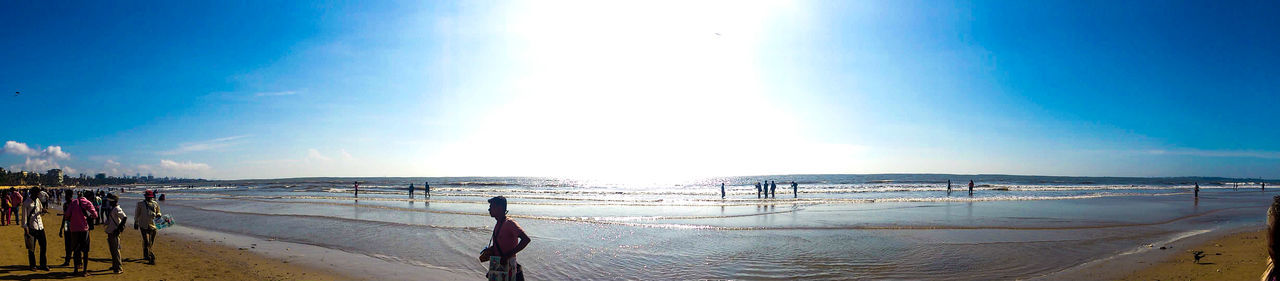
[1192,250,1206,263]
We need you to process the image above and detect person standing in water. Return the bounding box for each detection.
[771,181,778,198]
[425,182,431,198]
[791,181,798,198]
[947,180,952,194]
[409,183,415,199]
[968,180,975,196]
[353,181,359,198]
[1194,182,1200,199]
[720,183,725,199]
[479,196,530,281]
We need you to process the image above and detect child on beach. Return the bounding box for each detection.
[479,196,530,281]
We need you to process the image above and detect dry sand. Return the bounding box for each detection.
[1119,229,1268,281]
[0,207,349,280]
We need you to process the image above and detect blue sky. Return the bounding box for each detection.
[1,0,1277,180]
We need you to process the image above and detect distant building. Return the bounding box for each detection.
[46,169,63,186]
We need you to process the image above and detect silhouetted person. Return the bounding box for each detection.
[353,181,360,198]
[409,183,414,198]
[762,181,773,199]
[1194,182,1199,199]
[720,183,725,199]
[968,180,974,196]
[791,181,798,198]
[425,182,431,197]
[947,180,952,194]
[1264,195,1280,280]
[479,196,529,280]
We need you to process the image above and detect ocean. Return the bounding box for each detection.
[114,174,1274,280]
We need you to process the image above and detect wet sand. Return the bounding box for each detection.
[0,208,348,280]
[1041,227,1269,280]
[1119,228,1268,280]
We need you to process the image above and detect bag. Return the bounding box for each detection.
[485,220,515,281]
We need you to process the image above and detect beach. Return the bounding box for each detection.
[1120,229,1269,280]
[2,175,1275,280]
[0,205,347,280]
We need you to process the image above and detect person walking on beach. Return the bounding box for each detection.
[479,196,530,281]
[58,191,73,266]
[21,187,50,271]
[103,194,127,274]
[67,190,98,276]
[8,190,23,227]
[2,190,10,226]
[134,190,161,264]
[968,180,975,196]
[720,183,726,199]
[425,182,431,197]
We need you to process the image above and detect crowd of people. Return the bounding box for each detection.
[1,186,163,276]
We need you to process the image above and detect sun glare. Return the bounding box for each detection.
[429,1,864,181]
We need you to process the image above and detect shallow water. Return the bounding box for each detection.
[109,175,1273,280]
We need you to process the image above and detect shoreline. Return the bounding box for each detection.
[0,207,349,280]
[1037,225,1268,280]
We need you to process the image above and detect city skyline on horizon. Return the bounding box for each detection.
[2,1,1278,180]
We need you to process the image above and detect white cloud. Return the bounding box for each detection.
[161,135,250,155]
[1145,149,1280,159]
[3,141,37,156]
[3,141,69,159]
[105,159,121,167]
[159,160,212,172]
[4,140,73,172]
[43,146,70,159]
[255,90,299,97]
[306,148,332,162]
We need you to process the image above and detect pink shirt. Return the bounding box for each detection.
[8,192,22,207]
[66,197,98,232]
[493,219,526,257]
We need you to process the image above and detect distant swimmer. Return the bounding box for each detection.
[1194,182,1199,198]
[791,181,798,198]
[720,183,725,199]
[968,180,974,196]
